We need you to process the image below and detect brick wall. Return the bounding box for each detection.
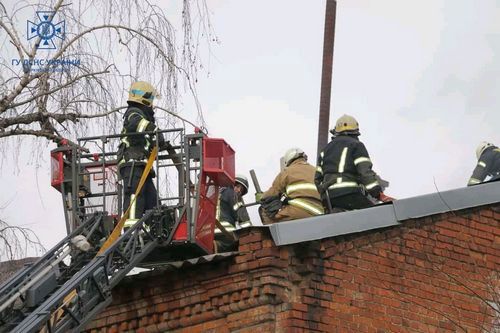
[87,205,500,332]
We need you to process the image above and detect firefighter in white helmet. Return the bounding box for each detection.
[117,81,165,229]
[468,142,500,186]
[256,148,323,224]
[214,174,252,252]
[315,114,382,211]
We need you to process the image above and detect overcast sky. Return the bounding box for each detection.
[1,0,500,252]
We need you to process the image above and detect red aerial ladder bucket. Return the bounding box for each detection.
[50,139,72,192]
[49,131,237,262]
[50,150,65,191]
[172,135,235,254]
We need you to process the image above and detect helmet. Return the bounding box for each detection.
[331,114,360,135]
[128,81,159,107]
[235,174,249,195]
[476,141,494,159]
[283,147,307,167]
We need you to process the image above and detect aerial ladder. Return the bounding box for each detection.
[0,127,236,332]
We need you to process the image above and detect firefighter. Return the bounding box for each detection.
[257,148,323,225]
[214,175,251,252]
[468,142,500,186]
[118,81,164,229]
[315,114,382,211]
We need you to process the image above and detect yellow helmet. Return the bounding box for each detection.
[128,81,159,107]
[331,114,360,135]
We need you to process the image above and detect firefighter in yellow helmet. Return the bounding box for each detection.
[257,148,323,224]
[315,114,382,211]
[467,141,500,186]
[118,81,165,229]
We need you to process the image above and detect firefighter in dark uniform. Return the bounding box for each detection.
[315,114,382,211]
[118,81,164,229]
[468,142,500,186]
[214,175,251,252]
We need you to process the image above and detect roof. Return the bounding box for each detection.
[0,257,38,285]
[268,180,500,246]
[124,252,239,281]
[128,181,500,279]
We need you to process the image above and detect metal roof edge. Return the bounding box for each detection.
[268,180,500,246]
[269,204,399,246]
[124,252,239,281]
[393,180,500,220]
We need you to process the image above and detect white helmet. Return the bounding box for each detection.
[235,174,249,195]
[476,141,494,159]
[283,148,307,167]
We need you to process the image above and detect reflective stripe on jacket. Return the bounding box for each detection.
[118,104,157,165]
[468,147,500,186]
[315,135,380,197]
[214,220,236,234]
[288,198,323,215]
[215,187,251,233]
[262,158,323,217]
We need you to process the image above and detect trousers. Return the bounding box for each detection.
[258,204,315,225]
[119,164,157,221]
[328,191,374,211]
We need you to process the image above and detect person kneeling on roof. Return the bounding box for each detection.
[467,141,500,186]
[315,114,382,212]
[256,148,324,225]
[214,175,252,252]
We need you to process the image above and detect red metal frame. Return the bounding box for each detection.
[50,140,74,192]
[203,138,235,186]
[51,133,236,256]
[50,151,65,191]
[172,136,235,254]
[193,173,219,252]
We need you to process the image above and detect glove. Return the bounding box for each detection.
[260,195,282,218]
[255,192,264,203]
[367,185,382,200]
[379,192,395,202]
[158,138,170,152]
[317,183,326,194]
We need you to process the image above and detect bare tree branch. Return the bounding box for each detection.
[0,218,45,261]
[155,106,198,129]
[0,0,214,153]
[0,128,63,141]
[7,67,111,110]
[0,20,25,60]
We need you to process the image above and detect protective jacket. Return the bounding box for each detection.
[315,135,381,199]
[468,146,500,185]
[118,102,161,228]
[261,158,323,223]
[118,102,162,166]
[215,187,251,234]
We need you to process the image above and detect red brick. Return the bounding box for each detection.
[85,208,499,333]
[255,247,281,258]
